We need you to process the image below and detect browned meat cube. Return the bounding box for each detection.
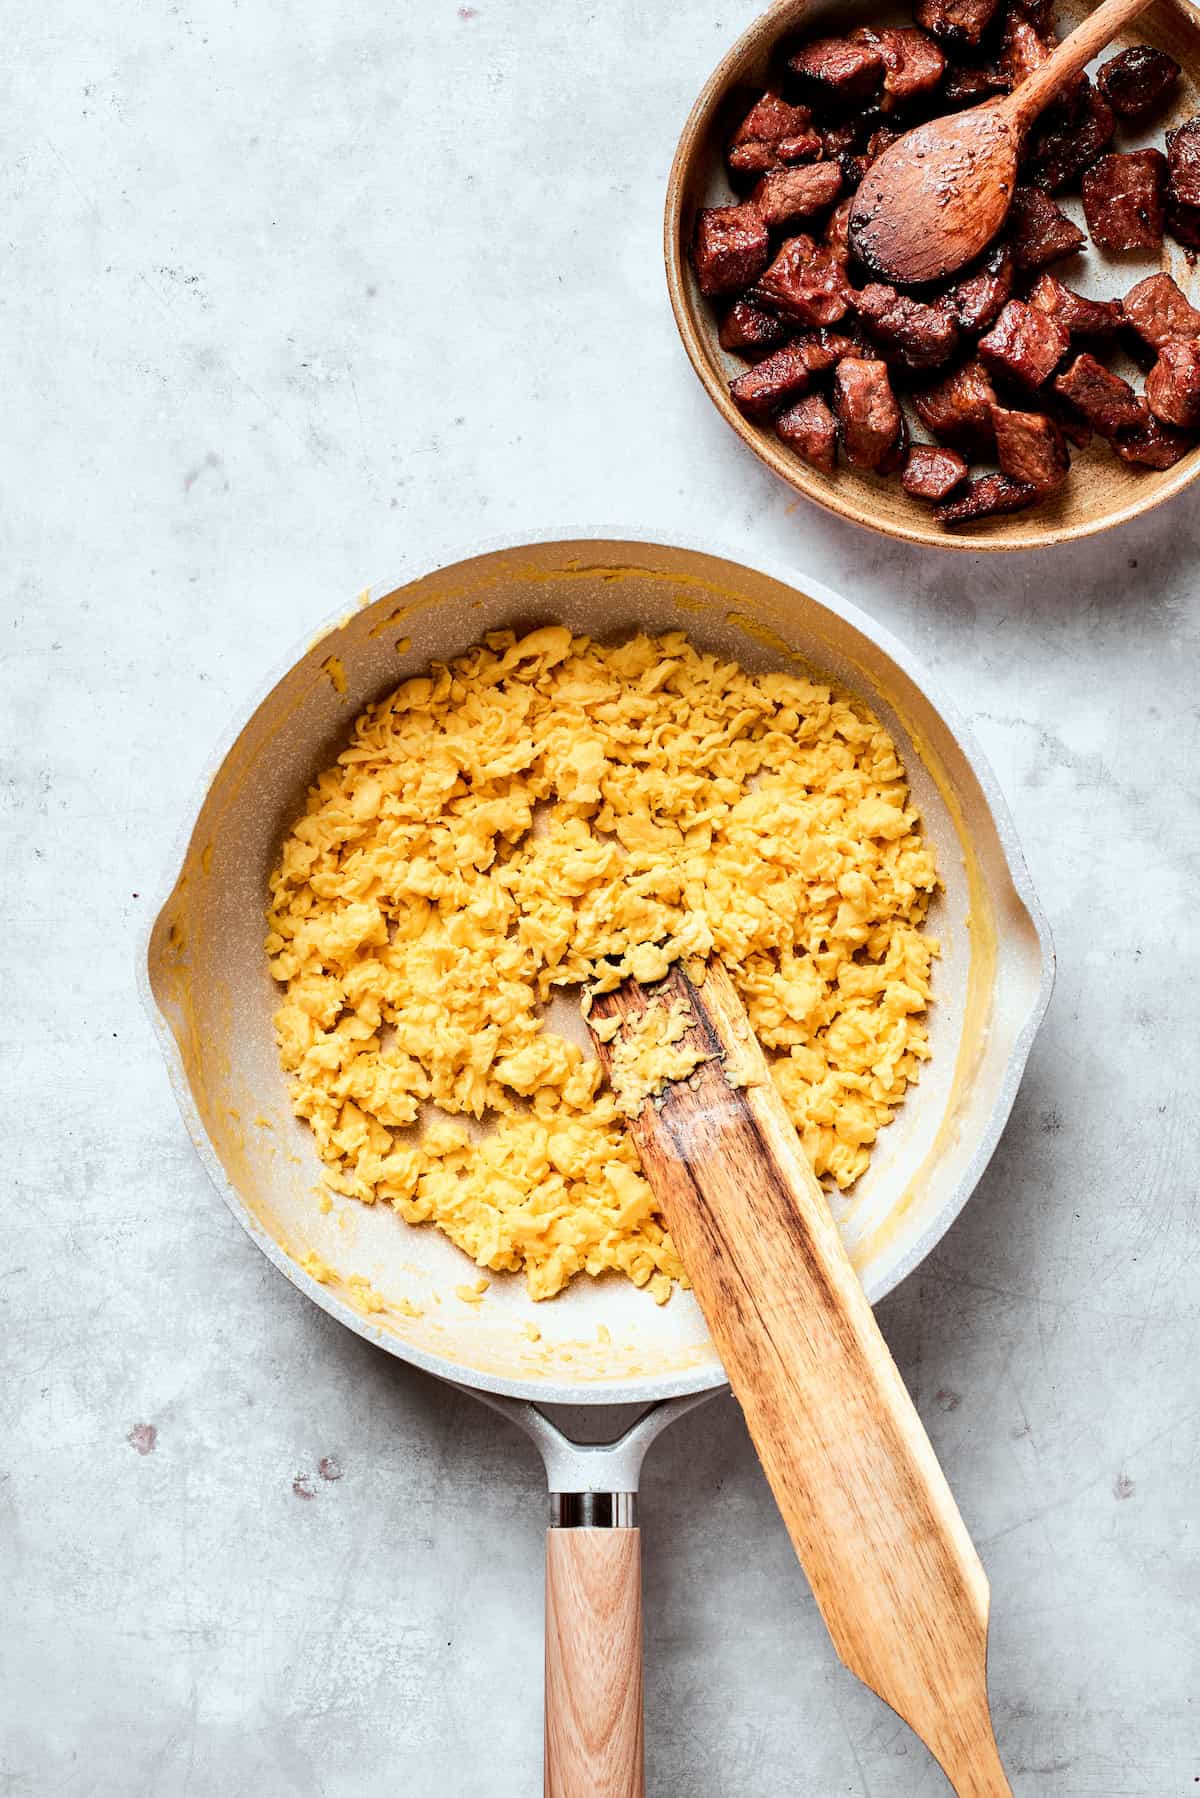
[794,324,868,373]
[753,234,853,325]
[948,242,1014,334]
[1167,116,1200,209]
[877,409,911,476]
[777,393,839,473]
[936,474,1038,523]
[789,37,885,103]
[979,300,1070,388]
[1053,352,1144,436]
[1002,10,1054,87]
[856,282,960,370]
[943,61,1010,107]
[1007,187,1085,271]
[1081,151,1166,253]
[823,195,856,266]
[991,404,1069,491]
[729,344,812,418]
[692,204,770,297]
[914,0,1000,51]
[1025,79,1115,193]
[902,444,969,499]
[1045,392,1093,448]
[1123,273,1200,351]
[1167,201,1200,250]
[912,359,999,452]
[832,358,902,469]
[840,124,905,187]
[728,92,820,177]
[1096,46,1180,122]
[849,26,946,108]
[1027,273,1122,341]
[1146,339,1200,428]
[1112,406,1193,467]
[750,162,843,228]
[819,120,858,163]
[719,298,788,359]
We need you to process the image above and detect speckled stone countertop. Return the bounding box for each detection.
[3,0,1197,1792]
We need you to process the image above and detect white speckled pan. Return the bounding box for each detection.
[144,532,1052,1412]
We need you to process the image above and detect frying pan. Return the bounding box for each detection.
[142,532,1053,1793]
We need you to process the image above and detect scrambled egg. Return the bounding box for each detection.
[266,627,938,1302]
[605,996,713,1118]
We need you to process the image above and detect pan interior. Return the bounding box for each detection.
[147,539,1047,1402]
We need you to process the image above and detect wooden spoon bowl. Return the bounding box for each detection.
[664,0,1200,552]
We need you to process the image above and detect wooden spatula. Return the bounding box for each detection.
[849,0,1154,285]
[589,957,1011,1797]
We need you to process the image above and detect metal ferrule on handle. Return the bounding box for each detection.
[552,1492,638,1528]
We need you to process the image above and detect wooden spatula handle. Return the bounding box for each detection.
[592,961,1010,1795]
[545,1528,644,1797]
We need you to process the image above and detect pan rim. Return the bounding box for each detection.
[139,526,1055,1405]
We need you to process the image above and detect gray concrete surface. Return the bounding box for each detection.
[3,0,1198,1791]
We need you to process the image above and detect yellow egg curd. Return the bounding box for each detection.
[265,627,938,1303]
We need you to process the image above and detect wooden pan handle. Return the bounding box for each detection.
[544,1528,645,1798]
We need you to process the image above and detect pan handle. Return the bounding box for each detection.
[545,1497,644,1798]
[465,1390,718,1796]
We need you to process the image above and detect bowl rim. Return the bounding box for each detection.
[663,0,1200,553]
[139,527,1056,1405]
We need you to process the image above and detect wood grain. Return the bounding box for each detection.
[545,1529,645,1798]
[590,960,1010,1796]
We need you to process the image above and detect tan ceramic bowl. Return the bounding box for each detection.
[665,0,1200,550]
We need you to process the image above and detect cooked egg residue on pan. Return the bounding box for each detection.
[266,627,938,1303]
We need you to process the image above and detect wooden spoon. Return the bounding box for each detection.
[589,958,1012,1798]
[848,0,1154,286]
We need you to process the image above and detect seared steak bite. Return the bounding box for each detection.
[1167,116,1200,209]
[823,195,856,266]
[936,473,1038,522]
[948,242,1014,334]
[856,283,960,370]
[1081,151,1166,254]
[789,37,885,102]
[729,344,812,417]
[943,60,1010,106]
[1025,79,1115,192]
[1007,187,1086,271]
[693,204,771,296]
[991,404,1069,491]
[729,92,821,176]
[979,300,1070,388]
[751,162,844,228]
[719,298,788,358]
[753,234,853,325]
[913,0,1001,52]
[912,359,999,453]
[1027,273,1122,341]
[832,358,903,469]
[1112,407,1193,467]
[793,324,868,372]
[1096,45,1180,123]
[777,392,839,472]
[1146,339,1200,428]
[902,444,969,499]
[1122,273,1200,352]
[849,26,946,107]
[1002,10,1054,87]
[1053,353,1144,436]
